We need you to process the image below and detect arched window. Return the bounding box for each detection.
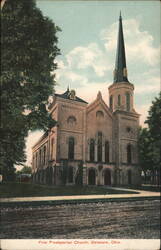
[43,146,46,165]
[118,95,121,106]
[110,95,113,110]
[127,144,132,164]
[67,116,77,125]
[68,137,75,160]
[126,92,130,111]
[105,141,109,163]
[96,110,104,118]
[97,132,102,162]
[90,139,95,162]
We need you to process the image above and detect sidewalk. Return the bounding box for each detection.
[0,187,160,204]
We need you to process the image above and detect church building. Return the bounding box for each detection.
[32,14,141,186]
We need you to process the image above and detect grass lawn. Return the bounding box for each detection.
[121,185,160,192]
[0,182,139,198]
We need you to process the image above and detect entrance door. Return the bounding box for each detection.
[88,169,96,185]
[104,169,111,185]
[128,170,132,184]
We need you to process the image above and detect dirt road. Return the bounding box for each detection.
[0,199,160,239]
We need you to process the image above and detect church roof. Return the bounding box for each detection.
[32,130,49,149]
[55,89,88,104]
[114,12,129,83]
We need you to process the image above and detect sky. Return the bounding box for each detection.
[23,0,161,168]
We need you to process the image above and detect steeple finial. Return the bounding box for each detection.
[113,12,129,83]
[119,11,122,20]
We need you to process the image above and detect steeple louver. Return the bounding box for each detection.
[113,12,129,83]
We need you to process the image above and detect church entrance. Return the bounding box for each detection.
[104,169,111,185]
[88,169,96,185]
[128,170,132,184]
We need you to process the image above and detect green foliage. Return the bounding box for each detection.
[17,165,32,175]
[146,92,161,142]
[0,162,16,182]
[139,93,161,184]
[146,92,161,171]
[1,0,60,180]
[138,128,153,173]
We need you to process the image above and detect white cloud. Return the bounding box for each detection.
[78,81,109,104]
[66,43,112,77]
[135,104,150,128]
[134,67,160,94]
[55,18,160,96]
[135,77,160,94]
[101,18,160,66]
[24,17,160,165]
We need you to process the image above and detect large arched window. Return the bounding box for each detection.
[105,141,110,163]
[126,92,130,111]
[118,95,121,106]
[110,95,113,110]
[97,132,103,162]
[127,144,132,164]
[90,139,95,162]
[68,137,75,160]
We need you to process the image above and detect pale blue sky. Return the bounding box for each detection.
[24,1,161,167]
[36,1,160,108]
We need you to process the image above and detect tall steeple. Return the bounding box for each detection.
[113,12,129,83]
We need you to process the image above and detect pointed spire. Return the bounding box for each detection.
[119,11,122,20]
[97,91,102,99]
[113,12,129,83]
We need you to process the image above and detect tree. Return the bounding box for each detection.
[139,93,161,185]
[16,165,32,182]
[145,92,161,185]
[138,128,153,183]
[1,0,60,180]
[17,165,32,175]
[0,130,26,181]
[146,92,161,141]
